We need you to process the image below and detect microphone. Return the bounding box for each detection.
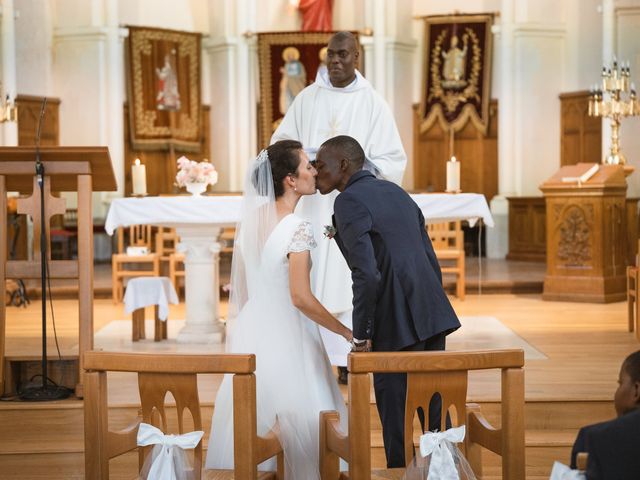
[35,97,47,183]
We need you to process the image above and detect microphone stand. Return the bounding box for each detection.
[20,98,71,401]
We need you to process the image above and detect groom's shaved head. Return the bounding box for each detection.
[320,135,365,170]
[315,135,365,194]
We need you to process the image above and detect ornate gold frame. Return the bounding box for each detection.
[127,26,201,151]
[257,32,334,149]
[419,14,494,135]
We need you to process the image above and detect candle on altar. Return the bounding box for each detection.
[132,158,147,196]
[446,156,460,193]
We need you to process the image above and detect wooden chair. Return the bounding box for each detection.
[49,208,78,259]
[427,221,465,299]
[156,227,180,272]
[319,349,525,480]
[83,351,284,480]
[112,225,160,303]
[627,239,640,340]
[220,227,236,256]
[169,252,186,295]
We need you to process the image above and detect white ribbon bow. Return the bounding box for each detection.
[549,461,587,480]
[419,425,466,480]
[136,422,204,480]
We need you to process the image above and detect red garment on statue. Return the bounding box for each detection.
[298,0,332,32]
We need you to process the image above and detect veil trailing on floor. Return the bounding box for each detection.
[225,149,278,347]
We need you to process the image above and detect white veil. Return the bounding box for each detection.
[225,149,278,347]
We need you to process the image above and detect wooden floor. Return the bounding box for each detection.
[1,259,639,478]
[3,292,636,402]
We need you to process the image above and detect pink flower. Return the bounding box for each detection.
[175,156,219,187]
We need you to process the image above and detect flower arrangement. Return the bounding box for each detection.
[175,156,218,187]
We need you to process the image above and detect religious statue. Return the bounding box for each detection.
[156,49,181,111]
[441,34,468,89]
[279,46,307,115]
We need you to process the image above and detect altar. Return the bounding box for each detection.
[105,193,493,344]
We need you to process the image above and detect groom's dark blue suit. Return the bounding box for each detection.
[332,170,460,467]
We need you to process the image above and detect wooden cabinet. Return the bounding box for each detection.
[16,95,60,147]
[412,101,498,201]
[507,197,546,262]
[559,91,602,166]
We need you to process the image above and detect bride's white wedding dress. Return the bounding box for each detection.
[205,213,347,478]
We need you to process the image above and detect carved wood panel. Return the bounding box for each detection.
[559,91,602,166]
[123,103,211,196]
[413,100,497,201]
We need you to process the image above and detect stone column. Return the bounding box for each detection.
[52,0,124,219]
[487,0,516,258]
[362,0,416,187]
[601,0,615,161]
[205,0,257,192]
[175,225,225,344]
[1,0,17,146]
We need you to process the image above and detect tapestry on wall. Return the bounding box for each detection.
[126,26,202,151]
[419,14,494,135]
[257,31,362,149]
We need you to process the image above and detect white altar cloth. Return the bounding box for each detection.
[105,193,493,233]
[105,196,241,234]
[124,277,178,321]
[410,193,494,227]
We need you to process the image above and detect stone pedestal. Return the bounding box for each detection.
[175,225,225,343]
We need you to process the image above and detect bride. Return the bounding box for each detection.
[206,140,352,478]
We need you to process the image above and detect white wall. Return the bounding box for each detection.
[15,0,54,96]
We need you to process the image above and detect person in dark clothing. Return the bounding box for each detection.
[315,135,460,467]
[570,350,640,479]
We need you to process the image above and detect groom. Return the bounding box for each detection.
[315,135,461,468]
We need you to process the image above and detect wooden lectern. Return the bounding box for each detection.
[540,163,628,302]
[0,147,115,397]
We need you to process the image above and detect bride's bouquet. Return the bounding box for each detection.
[175,156,218,187]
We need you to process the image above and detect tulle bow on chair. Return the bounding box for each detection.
[137,422,204,480]
[419,425,467,480]
[549,461,586,480]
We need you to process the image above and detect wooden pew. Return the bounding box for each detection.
[83,351,284,479]
[319,349,525,479]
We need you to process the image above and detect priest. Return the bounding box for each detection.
[271,31,407,380]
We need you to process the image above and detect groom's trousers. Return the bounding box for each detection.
[373,332,448,468]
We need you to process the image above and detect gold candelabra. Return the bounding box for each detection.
[588,58,639,165]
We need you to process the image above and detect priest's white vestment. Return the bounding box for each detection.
[271,69,407,365]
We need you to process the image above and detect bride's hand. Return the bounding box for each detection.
[343,328,353,343]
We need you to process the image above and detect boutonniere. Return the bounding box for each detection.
[323,225,337,239]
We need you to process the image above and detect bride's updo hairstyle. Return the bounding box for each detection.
[252,139,303,198]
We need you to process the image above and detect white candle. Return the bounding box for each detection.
[446,156,460,193]
[132,158,147,196]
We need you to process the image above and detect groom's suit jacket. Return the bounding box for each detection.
[332,170,460,351]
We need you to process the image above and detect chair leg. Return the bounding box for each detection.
[458,256,465,301]
[635,279,640,342]
[629,290,635,333]
[132,308,145,341]
[154,305,167,341]
[112,260,118,304]
[628,269,635,332]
